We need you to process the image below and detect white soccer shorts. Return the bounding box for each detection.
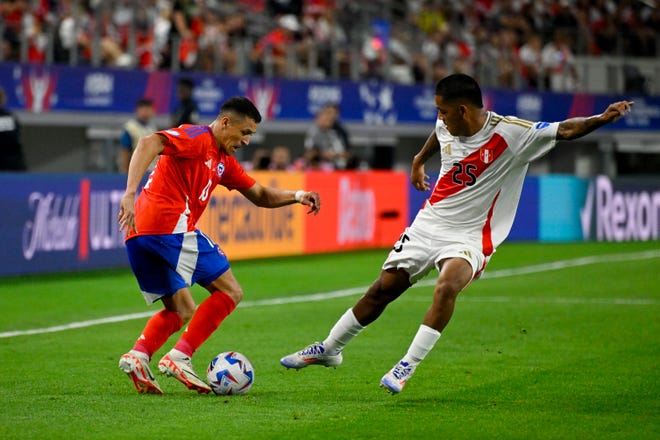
[382,225,487,285]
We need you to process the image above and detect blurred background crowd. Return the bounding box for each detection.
[2,0,658,92]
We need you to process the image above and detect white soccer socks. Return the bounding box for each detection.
[322,308,365,355]
[401,324,441,366]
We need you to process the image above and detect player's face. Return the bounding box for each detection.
[435,95,466,137]
[220,116,258,155]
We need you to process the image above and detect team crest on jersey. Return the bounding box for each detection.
[480,147,494,164]
[216,162,225,177]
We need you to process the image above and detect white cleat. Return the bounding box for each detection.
[380,360,416,394]
[158,351,211,394]
[280,342,343,369]
[119,352,163,395]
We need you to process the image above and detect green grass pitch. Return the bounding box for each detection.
[0,241,658,439]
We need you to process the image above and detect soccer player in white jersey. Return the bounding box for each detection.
[281,73,634,394]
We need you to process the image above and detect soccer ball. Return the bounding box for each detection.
[206,351,254,395]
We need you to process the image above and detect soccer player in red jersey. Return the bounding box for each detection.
[117,96,320,394]
[281,74,633,394]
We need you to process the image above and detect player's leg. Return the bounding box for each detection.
[352,267,412,326]
[119,236,193,394]
[158,230,236,393]
[169,269,241,358]
[280,268,411,369]
[381,257,474,394]
[133,288,194,356]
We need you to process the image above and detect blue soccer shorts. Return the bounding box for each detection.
[125,230,230,304]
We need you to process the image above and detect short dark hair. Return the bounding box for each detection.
[219,96,262,123]
[177,77,194,89]
[435,74,483,108]
[136,98,153,108]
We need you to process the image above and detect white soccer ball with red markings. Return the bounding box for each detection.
[206,351,254,395]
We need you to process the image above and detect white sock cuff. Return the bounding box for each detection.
[346,308,365,330]
[419,324,441,338]
[404,324,441,364]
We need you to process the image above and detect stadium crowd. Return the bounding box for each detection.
[1,0,658,91]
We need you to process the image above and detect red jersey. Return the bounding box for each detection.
[127,125,256,239]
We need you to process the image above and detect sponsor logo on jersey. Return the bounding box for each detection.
[205,159,213,169]
[534,121,550,129]
[480,147,494,164]
[165,129,180,136]
[442,144,451,155]
[216,162,225,178]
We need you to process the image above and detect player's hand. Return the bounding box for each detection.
[411,164,430,192]
[602,100,634,123]
[300,191,321,215]
[118,192,136,232]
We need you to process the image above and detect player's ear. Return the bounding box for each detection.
[458,104,467,117]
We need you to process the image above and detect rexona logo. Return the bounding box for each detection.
[337,177,375,244]
[581,176,660,241]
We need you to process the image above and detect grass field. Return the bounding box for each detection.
[0,241,658,439]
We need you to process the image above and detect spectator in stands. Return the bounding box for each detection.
[250,13,309,77]
[303,104,352,170]
[161,0,200,70]
[171,77,200,127]
[269,145,294,171]
[622,5,657,57]
[419,28,449,84]
[541,30,578,92]
[591,10,618,55]
[1,0,28,61]
[197,6,241,74]
[1,0,658,88]
[519,33,543,89]
[249,147,271,171]
[388,25,415,85]
[302,2,348,78]
[53,0,133,67]
[325,103,352,161]
[267,0,303,18]
[0,87,27,171]
[118,98,157,173]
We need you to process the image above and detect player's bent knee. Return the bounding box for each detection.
[178,307,195,324]
[223,288,243,305]
[434,279,463,301]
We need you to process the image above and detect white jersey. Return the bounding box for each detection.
[412,111,559,256]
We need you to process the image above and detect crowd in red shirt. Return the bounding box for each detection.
[1,0,657,90]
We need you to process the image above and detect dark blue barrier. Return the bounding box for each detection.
[509,176,540,241]
[0,173,128,276]
[2,62,658,130]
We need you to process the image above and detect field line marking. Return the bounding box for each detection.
[403,296,659,306]
[1,249,658,339]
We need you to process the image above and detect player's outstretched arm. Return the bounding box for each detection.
[556,100,634,141]
[240,183,321,215]
[411,130,439,192]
